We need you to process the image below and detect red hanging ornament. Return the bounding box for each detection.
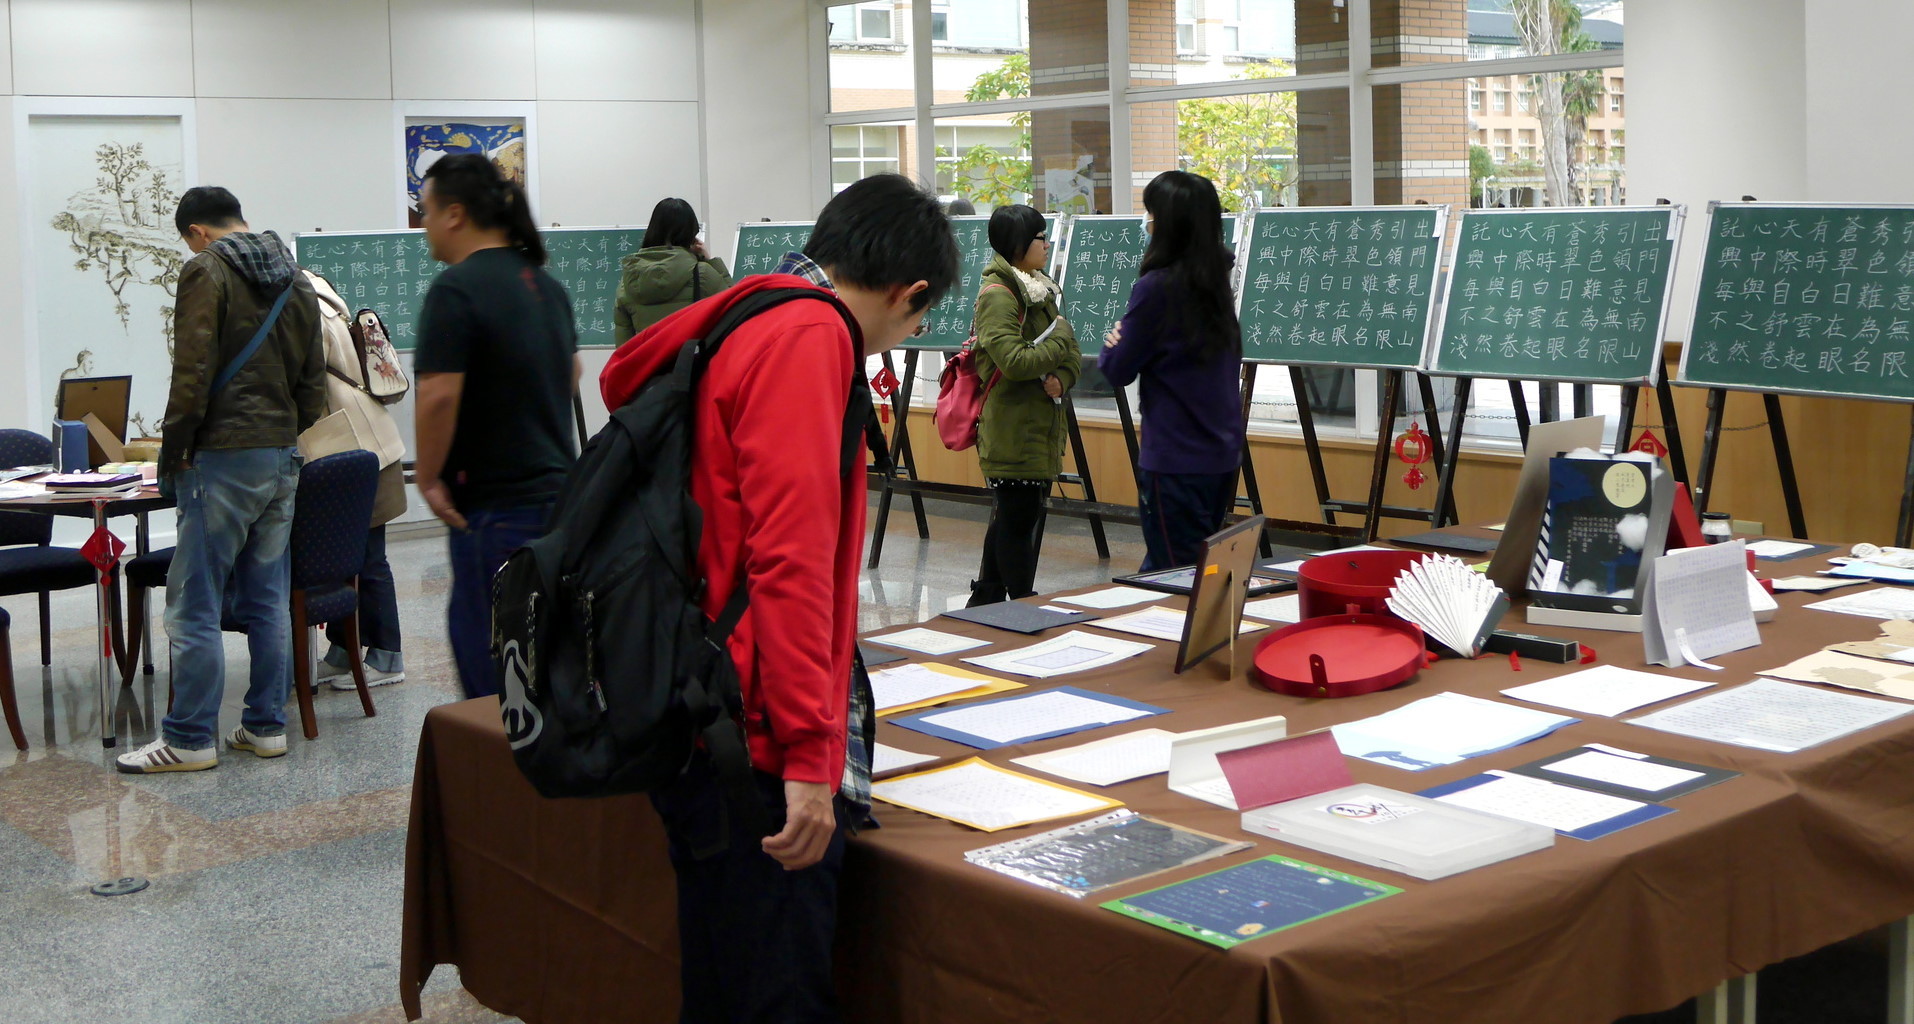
[1393,421,1433,491]
[1630,429,1669,458]
[870,367,899,400]
[80,518,126,587]
[878,403,891,425]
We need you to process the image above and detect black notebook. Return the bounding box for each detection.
[1390,530,1499,554]
[940,601,1096,635]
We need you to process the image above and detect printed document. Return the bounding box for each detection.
[1330,692,1577,770]
[872,743,939,775]
[865,627,990,655]
[870,757,1122,831]
[1540,748,1705,793]
[1804,587,1914,620]
[1430,771,1658,835]
[1242,594,1302,623]
[962,630,1154,679]
[1055,586,1164,610]
[1501,665,1714,717]
[1091,606,1266,642]
[868,662,1020,715]
[1628,678,1914,752]
[915,689,1158,747]
[1011,728,1176,786]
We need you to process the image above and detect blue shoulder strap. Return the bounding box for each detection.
[210,282,296,396]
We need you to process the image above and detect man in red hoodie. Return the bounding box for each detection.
[599,174,959,1023]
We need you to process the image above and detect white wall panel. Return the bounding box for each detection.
[12,0,194,97]
[534,0,698,102]
[388,0,535,101]
[1628,0,1807,342]
[194,99,392,238]
[534,99,701,229]
[700,0,820,262]
[191,0,392,100]
[1804,0,1914,203]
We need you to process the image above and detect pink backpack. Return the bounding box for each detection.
[934,283,1019,452]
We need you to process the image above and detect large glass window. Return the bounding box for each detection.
[830,124,904,192]
[829,2,912,113]
[1147,0,1332,87]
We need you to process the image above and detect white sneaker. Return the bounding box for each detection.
[315,658,349,682]
[226,725,288,758]
[328,666,404,691]
[115,737,217,773]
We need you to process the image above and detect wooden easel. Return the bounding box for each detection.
[1685,386,1809,539]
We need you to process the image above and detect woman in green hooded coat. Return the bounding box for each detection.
[966,204,1078,607]
[614,198,733,340]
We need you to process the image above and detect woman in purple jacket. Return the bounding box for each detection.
[1099,170,1246,571]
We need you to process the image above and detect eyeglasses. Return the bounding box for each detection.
[910,320,931,338]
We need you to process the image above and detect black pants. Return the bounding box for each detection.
[970,478,1049,605]
[1138,468,1238,572]
[650,756,851,1024]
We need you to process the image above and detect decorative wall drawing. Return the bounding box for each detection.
[403,119,528,227]
[29,116,186,440]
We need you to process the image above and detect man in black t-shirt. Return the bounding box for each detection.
[412,154,579,699]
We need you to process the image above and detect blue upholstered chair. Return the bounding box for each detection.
[0,606,23,750]
[287,449,382,740]
[0,429,96,666]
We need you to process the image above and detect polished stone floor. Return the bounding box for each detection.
[0,499,1891,1023]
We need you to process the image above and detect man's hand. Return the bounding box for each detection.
[762,780,836,870]
[1103,321,1123,349]
[1042,374,1064,399]
[419,479,467,530]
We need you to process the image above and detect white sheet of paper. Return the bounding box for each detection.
[1010,728,1176,786]
[1828,561,1914,583]
[1091,606,1265,642]
[1242,594,1302,623]
[866,627,990,655]
[1268,544,1391,572]
[1645,541,1760,667]
[1501,665,1714,717]
[1433,770,1652,833]
[1540,749,1704,792]
[1054,586,1163,610]
[961,630,1155,679]
[916,689,1154,746]
[871,743,939,775]
[1628,678,1914,752]
[0,481,47,499]
[870,760,1114,831]
[868,663,1003,713]
[1745,540,1815,559]
[1805,587,1914,620]
[1330,692,1576,769]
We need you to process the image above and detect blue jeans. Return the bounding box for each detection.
[446,503,548,700]
[324,526,401,673]
[162,446,300,750]
[1138,468,1238,573]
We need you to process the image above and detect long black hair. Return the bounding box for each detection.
[1139,170,1240,363]
[641,197,700,250]
[987,204,1046,265]
[422,153,547,266]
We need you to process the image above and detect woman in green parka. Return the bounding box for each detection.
[966,204,1079,607]
[613,198,733,340]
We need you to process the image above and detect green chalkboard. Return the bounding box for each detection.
[731,221,814,279]
[1426,206,1684,384]
[912,214,1063,351]
[1236,206,1445,368]
[293,226,645,351]
[1056,214,1242,358]
[1679,203,1914,403]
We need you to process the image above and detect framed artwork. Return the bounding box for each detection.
[16,98,197,439]
[394,102,539,228]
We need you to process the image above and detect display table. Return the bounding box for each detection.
[401,542,1914,1024]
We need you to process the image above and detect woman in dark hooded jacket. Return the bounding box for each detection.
[614,197,734,339]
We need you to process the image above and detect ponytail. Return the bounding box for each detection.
[422,153,547,266]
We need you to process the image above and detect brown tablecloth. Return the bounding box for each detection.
[402,550,1914,1024]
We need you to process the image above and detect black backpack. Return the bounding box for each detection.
[491,287,871,834]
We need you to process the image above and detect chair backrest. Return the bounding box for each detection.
[0,429,53,548]
[289,449,381,592]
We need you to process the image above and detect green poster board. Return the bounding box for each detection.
[731,221,814,279]
[1426,206,1684,384]
[912,213,1062,351]
[293,226,645,351]
[1236,205,1446,368]
[1055,214,1241,358]
[1678,203,1914,403]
